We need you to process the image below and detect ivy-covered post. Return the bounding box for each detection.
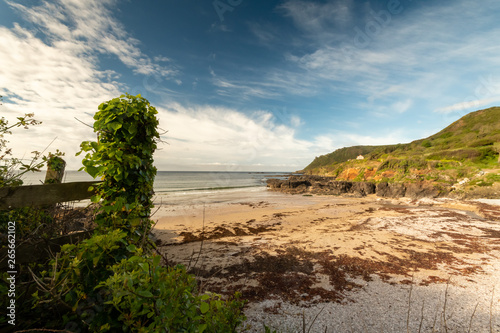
[44,150,66,184]
[77,94,160,245]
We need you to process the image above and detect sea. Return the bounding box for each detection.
[20,170,292,206]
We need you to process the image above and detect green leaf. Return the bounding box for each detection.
[86,166,100,178]
[152,255,161,267]
[200,302,209,314]
[138,290,154,298]
[92,254,102,267]
[108,122,122,132]
[128,124,137,136]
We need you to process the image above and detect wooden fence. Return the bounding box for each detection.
[0,181,100,210]
[0,180,101,269]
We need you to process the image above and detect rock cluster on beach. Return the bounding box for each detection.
[267,175,447,198]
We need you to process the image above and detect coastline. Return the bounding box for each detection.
[152,189,500,332]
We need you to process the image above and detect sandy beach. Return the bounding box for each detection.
[151,189,500,332]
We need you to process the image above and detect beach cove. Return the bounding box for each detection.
[152,188,500,332]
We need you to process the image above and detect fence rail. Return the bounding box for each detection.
[0,180,101,269]
[0,181,100,210]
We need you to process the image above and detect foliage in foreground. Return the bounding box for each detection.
[0,110,43,187]
[1,94,246,332]
[31,230,245,332]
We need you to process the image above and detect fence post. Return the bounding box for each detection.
[44,157,66,184]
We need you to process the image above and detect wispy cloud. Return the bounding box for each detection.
[0,0,179,169]
[435,97,500,115]
[0,23,120,167]
[210,68,282,100]
[6,0,178,78]
[249,0,500,116]
[278,0,353,34]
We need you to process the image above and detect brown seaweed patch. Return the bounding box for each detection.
[179,224,277,243]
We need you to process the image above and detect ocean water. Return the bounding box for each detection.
[20,170,291,205]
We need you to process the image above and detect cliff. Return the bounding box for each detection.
[267,175,446,199]
[300,107,500,197]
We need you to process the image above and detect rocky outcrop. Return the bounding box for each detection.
[267,175,449,198]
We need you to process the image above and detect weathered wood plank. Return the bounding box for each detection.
[0,181,101,210]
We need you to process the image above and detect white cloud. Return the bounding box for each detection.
[0,23,120,168]
[6,0,178,78]
[236,0,500,114]
[0,0,178,171]
[155,103,318,171]
[434,97,500,114]
[279,0,353,33]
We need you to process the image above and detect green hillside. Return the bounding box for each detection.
[303,107,500,194]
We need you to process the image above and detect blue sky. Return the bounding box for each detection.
[1,0,500,171]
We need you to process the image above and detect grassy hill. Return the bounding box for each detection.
[303,107,500,195]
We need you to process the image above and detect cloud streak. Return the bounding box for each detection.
[214,0,500,119]
[6,0,178,78]
[0,0,179,170]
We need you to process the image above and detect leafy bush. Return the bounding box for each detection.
[32,230,246,332]
[486,173,500,183]
[421,140,432,148]
[476,147,497,164]
[0,112,44,187]
[102,255,245,332]
[428,149,481,161]
[439,132,453,139]
[0,206,54,239]
[24,94,248,332]
[468,138,495,148]
[78,93,160,243]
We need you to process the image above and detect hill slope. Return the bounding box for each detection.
[303,107,500,195]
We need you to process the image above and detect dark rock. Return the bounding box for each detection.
[405,182,440,198]
[376,182,406,198]
[266,178,283,189]
[376,182,390,197]
[389,183,406,197]
[267,175,446,199]
[363,182,377,195]
[351,182,376,196]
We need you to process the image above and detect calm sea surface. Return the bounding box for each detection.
[20,171,291,205]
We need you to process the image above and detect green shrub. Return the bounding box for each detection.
[78,93,160,243]
[469,179,493,187]
[476,147,497,164]
[468,138,495,148]
[428,149,481,161]
[100,252,246,332]
[31,229,246,332]
[11,95,247,332]
[421,140,432,148]
[486,173,500,183]
[439,132,453,139]
[0,112,44,187]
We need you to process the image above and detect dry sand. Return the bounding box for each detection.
[152,191,500,333]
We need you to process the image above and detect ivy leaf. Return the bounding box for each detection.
[200,302,209,314]
[108,122,122,132]
[128,124,137,136]
[138,290,153,298]
[86,166,100,178]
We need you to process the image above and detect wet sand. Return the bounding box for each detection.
[152,191,500,332]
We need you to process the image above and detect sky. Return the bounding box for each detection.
[1,0,500,172]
